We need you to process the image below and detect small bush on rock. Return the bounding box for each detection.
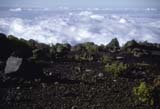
[100,55,113,63]
[104,62,128,76]
[133,82,153,105]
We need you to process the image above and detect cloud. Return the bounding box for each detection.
[0,10,160,45]
[90,15,104,21]
[9,8,22,12]
[119,18,127,23]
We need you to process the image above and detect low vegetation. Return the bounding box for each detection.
[100,55,113,63]
[133,82,153,105]
[104,62,128,76]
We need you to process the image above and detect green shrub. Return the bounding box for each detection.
[32,47,51,61]
[74,52,94,62]
[72,42,98,61]
[54,43,71,59]
[83,42,98,54]
[100,55,113,63]
[104,62,128,76]
[152,77,160,107]
[98,44,106,52]
[133,82,153,105]
[55,43,71,53]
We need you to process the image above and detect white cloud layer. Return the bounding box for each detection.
[9,8,22,12]
[0,9,160,45]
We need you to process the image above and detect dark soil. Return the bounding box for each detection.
[0,33,160,109]
[0,61,155,109]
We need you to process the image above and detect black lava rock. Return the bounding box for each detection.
[4,56,43,80]
[0,33,12,60]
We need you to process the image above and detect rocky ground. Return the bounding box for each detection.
[0,33,160,109]
[0,62,146,109]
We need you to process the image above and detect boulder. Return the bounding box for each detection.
[31,48,51,61]
[0,71,2,84]
[0,61,5,71]
[122,40,139,50]
[8,35,33,58]
[4,56,43,79]
[107,38,120,49]
[0,34,33,60]
[0,33,12,60]
[5,56,23,74]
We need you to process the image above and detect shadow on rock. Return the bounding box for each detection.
[4,56,44,81]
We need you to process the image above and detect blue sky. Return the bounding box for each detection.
[0,0,160,8]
